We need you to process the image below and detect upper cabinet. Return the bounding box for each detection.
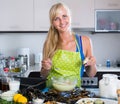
[34,0,94,31]
[0,0,33,31]
[34,0,50,31]
[95,0,120,9]
[0,0,94,31]
[60,0,94,29]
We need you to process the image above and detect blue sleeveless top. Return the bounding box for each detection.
[75,34,85,77]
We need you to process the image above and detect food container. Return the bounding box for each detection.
[51,76,77,92]
[99,74,119,99]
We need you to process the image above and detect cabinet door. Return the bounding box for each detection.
[34,0,94,31]
[61,0,94,28]
[95,0,120,9]
[0,0,33,31]
[34,0,53,31]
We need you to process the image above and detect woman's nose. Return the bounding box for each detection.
[59,18,64,24]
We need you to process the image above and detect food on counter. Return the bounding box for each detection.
[0,90,16,101]
[44,101,57,104]
[117,89,120,104]
[76,98,105,104]
[33,98,45,104]
[13,93,22,102]
[83,58,89,65]
[94,98,104,104]
[13,93,28,104]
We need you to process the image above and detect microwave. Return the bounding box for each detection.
[95,10,120,32]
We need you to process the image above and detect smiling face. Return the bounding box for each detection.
[49,3,71,33]
[53,7,71,33]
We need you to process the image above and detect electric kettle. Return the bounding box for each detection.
[99,74,120,99]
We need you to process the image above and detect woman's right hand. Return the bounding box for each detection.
[41,58,52,71]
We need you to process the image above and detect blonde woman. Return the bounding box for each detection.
[41,2,97,87]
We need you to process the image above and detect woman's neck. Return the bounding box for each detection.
[58,31,73,43]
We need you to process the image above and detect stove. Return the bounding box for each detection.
[81,77,98,88]
[81,70,120,89]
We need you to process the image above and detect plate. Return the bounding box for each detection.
[75,98,117,104]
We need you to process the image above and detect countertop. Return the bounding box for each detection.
[23,65,120,77]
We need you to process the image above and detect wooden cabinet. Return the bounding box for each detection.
[95,0,120,9]
[0,0,33,31]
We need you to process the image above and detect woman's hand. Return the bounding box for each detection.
[83,56,97,77]
[83,56,96,67]
[41,58,52,71]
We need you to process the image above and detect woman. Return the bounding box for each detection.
[41,2,97,87]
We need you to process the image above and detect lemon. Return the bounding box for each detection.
[17,96,28,104]
[13,93,22,102]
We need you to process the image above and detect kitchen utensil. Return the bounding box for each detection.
[17,48,30,67]
[51,76,77,91]
[99,74,119,99]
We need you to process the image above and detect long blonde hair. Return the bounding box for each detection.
[43,2,71,59]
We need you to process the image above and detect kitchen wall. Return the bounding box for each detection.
[0,32,120,66]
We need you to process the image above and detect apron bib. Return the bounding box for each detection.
[47,49,82,88]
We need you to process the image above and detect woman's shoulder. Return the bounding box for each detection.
[81,35,90,39]
[80,35,91,46]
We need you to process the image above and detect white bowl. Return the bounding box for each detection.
[52,77,77,91]
[0,90,16,101]
[33,98,44,104]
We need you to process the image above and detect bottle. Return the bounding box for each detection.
[106,60,111,68]
[9,57,15,72]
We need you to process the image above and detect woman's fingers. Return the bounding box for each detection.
[41,58,52,70]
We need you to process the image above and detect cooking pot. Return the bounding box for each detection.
[99,74,120,99]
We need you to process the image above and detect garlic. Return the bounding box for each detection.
[83,58,89,65]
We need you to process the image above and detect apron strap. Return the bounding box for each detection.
[75,34,85,77]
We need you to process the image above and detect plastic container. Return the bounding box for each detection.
[106,60,110,68]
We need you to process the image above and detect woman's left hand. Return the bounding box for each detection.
[83,56,96,67]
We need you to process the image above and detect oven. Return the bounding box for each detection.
[81,71,120,96]
[81,71,120,88]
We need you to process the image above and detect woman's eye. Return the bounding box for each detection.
[54,17,59,21]
[63,15,67,18]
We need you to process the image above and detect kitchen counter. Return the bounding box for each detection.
[23,64,41,77]
[97,66,120,72]
[23,65,120,77]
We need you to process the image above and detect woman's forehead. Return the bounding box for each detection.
[55,7,68,16]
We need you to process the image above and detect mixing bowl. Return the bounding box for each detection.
[51,76,77,91]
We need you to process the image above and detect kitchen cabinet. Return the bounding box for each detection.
[0,0,94,32]
[95,10,120,32]
[34,0,50,31]
[95,0,120,9]
[34,0,94,31]
[58,0,94,28]
[0,0,33,31]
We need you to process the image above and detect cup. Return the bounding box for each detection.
[1,77,10,92]
[9,78,20,92]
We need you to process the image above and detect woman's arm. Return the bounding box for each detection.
[82,36,97,77]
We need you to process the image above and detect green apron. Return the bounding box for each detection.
[46,47,82,88]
